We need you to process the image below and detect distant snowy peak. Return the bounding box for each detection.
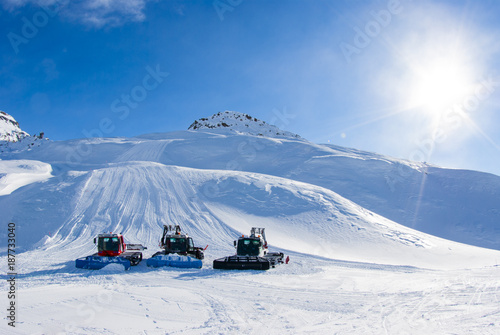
[0,110,47,153]
[188,111,301,139]
[0,110,29,142]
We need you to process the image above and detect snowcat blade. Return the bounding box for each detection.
[146,254,203,269]
[213,256,271,270]
[75,255,131,270]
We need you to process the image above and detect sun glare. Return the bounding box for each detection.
[408,58,473,114]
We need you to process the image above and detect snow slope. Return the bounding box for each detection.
[3,127,499,250]
[1,161,497,271]
[0,160,52,196]
[1,112,500,334]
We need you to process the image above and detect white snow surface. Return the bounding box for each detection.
[1,113,500,334]
[0,160,53,195]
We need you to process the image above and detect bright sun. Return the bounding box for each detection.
[408,58,474,115]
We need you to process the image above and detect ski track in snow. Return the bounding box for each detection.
[1,129,500,334]
[1,257,499,334]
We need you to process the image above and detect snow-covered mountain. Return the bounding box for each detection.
[1,111,499,334]
[189,111,301,139]
[1,110,499,256]
[3,112,498,251]
[0,110,47,153]
[0,110,29,142]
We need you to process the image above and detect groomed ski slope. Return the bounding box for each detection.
[1,161,499,271]
[0,161,499,334]
[1,126,499,334]
[3,129,499,251]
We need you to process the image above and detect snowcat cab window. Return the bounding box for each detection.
[98,237,120,252]
[167,237,187,253]
[187,237,195,252]
[237,238,261,256]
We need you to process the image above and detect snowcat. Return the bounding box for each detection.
[213,227,286,270]
[147,225,205,269]
[75,233,147,270]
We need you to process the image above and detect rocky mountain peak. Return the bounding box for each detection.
[0,110,30,142]
[188,111,301,139]
[0,110,47,153]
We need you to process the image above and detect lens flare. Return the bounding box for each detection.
[407,57,475,116]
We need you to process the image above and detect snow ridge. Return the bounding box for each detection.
[188,111,301,139]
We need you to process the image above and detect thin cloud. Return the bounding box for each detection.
[2,0,152,28]
[68,0,149,28]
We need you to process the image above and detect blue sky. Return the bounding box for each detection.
[1,0,500,176]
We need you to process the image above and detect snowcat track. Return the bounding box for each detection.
[121,251,143,266]
[213,252,285,270]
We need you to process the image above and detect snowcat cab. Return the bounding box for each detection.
[159,225,202,257]
[235,234,266,257]
[147,225,205,268]
[165,236,188,253]
[75,233,146,270]
[96,234,125,257]
[213,227,286,270]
